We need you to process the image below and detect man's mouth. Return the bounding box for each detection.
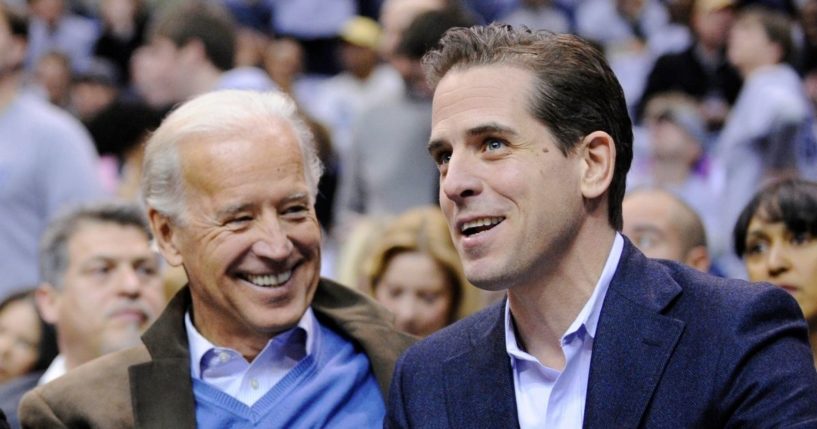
[461,217,505,237]
[239,270,293,287]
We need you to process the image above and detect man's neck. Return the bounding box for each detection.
[507,226,616,370]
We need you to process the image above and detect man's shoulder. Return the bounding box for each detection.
[635,257,803,334]
[19,346,150,427]
[401,301,502,366]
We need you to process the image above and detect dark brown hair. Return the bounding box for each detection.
[422,25,633,229]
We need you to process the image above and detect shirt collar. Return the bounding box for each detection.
[185,307,317,380]
[505,233,624,357]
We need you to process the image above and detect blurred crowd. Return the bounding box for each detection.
[1,0,817,425]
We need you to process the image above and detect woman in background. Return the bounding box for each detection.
[0,289,58,428]
[734,178,817,366]
[365,206,479,337]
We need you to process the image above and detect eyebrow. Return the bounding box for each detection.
[215,202,254,220]
[427,122,518,154]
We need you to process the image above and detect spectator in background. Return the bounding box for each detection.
[622,187,711,271]
[133,2,274,110]
[32,50,71,108]
[734,178,817,367]
[637,0,742,130]
[34,201,166,384]
[309,16,403,159]
[628,93,723,260]
[0,5,105,301]
[378,0,448,62]
[365,206,479,337]
[93,0,147,87]
[25,0,98,73]
[333,7,474,237]
[0,290,57,429]
[69,57,120,122]
[717,6,817,276]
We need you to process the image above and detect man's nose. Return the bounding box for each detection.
[117,266,142,296]
[441,151,482,204]
[251,214,294,260]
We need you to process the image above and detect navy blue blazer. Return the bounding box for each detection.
[386,239,817,428]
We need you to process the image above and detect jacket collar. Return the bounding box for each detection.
[584,237,685,428]
[129,279,413,428]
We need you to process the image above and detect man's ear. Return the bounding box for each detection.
[35,283,60,324]
[148,208,184,267]
[684,245,711,273]
[578,131,616,200]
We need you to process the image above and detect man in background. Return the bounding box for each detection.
[622,187,711,271]
[0,4,104,301]
[35,201,166,384]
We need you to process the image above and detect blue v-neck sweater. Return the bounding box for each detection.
[191,322,384,428]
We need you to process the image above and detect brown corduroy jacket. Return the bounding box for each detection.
[19,279,415,428]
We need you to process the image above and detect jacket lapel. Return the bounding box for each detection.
[443,302,519,429]
[584,239,684,428]
[130,288,197,429]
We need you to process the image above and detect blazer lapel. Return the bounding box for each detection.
[443,302,519,429]
[130,288,197,429]
[584,239,684,428]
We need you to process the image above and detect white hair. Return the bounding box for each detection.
[141,90,324,222]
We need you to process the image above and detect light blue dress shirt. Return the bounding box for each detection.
[505,233,624,428]
[185,308,317,406]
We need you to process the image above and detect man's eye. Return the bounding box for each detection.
[485,139,505,151]
[433,151,451,166]
[229,216,252,225]
[283,205,309,218]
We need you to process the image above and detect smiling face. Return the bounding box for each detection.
[152,122,321,359]
[743,217,817,323]
[428,65,585,291]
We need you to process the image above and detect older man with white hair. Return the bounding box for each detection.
[19,90,413,428]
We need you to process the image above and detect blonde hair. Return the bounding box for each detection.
[365,206,477,322]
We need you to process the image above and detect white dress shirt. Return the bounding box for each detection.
[506,233,624,428]
[185,308,317,406]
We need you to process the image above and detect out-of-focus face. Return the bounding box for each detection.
[30,0,64,24]
[153,124,322,358]
[100,0,136,28]
[728,15,776,72]
[0,300,40,382]
[743,217,817,322]
[34,54,71,106]
[339,42,378,79]
[374,251,454,337]
[131,38,182,107]
[43,223,165,368]
[649,119,699,162]
[622,192,686,262]
[429,65,586,291]
[693,8,734,50]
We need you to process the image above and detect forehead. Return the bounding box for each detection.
[747,217,787,235]
[431,65,536,130]
[623,193,677,226]
[178,120,306,200]
[67,222,151,257]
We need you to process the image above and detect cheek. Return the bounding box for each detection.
[744,260,770,282]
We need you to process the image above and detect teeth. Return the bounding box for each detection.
[461,217,503,233]
[244,271,292,287]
